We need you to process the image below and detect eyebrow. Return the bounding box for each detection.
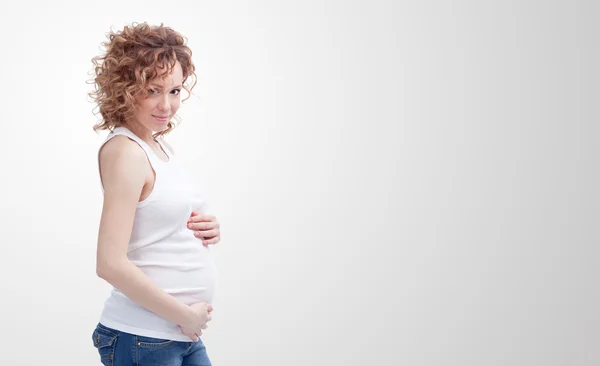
[150,84,183,89]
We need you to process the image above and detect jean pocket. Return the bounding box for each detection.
[136,334,175,348]
[92,325,118,365]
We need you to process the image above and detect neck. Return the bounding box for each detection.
[122,121,156,144]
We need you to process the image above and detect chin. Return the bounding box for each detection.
[151,123,169,132]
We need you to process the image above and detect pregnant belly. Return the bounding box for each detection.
[128,237,218,305]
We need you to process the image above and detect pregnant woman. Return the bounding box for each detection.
[89,22,220,365]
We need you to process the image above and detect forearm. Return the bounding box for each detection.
[97,259,193,327]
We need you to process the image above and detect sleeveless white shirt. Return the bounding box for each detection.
[97,126,217,342]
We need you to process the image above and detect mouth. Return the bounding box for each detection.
[152,115,170,122]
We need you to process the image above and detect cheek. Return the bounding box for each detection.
[136,100,153,115]
[171,100,181,113]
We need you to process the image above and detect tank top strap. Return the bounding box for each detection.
[106,126,168,167]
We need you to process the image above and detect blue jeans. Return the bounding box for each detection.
[92,323,212,366]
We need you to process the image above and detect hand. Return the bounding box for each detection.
[179,302,213,342]
[187,212,221,246]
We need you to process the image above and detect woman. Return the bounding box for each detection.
[89,22,220,365]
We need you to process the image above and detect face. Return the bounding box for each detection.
[131,60,184,133]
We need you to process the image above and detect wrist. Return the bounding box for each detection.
[176,303,194,327]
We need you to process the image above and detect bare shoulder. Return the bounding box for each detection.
[100,135,147,163]
[99,135,149,189]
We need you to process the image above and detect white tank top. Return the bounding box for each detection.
[97,126,218,342]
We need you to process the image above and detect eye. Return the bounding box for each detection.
[147,88,159,95]
[171,89,181,95]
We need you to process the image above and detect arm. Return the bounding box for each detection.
[96,136,195,328]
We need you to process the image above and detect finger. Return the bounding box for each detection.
[188,222,219,231]
[195,228,216,235]
[187,221,208,230]
[207,304,214,312]
[188,215,216,223]
[181,326,198,341]
[194,229,219,238]
[184,331,198,342]
[202,236,220,245]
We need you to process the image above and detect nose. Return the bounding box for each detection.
[157,94,170,112]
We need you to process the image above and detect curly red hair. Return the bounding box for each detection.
[88,22,197,138]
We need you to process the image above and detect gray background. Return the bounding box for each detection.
[0,0,597,365]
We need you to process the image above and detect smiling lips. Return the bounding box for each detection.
[153,115,170,122]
